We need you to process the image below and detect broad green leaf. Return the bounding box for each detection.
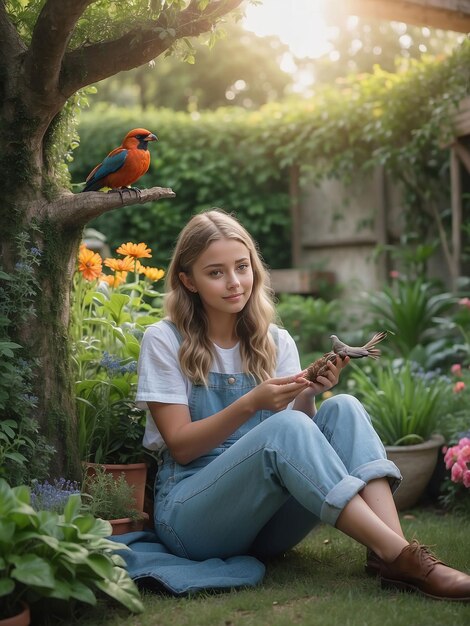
[96,567,143,613]
[11,554,55,588]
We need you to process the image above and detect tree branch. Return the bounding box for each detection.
[23,0,95,98]
[60,0,244,98]
[46,186,176,229]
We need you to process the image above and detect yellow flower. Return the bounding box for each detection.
[116,242,152,259]
[103,256,135,272]
[78,246,102,281]
[141,266,165,282]
[100,272,128,288]
[322,391,334,400]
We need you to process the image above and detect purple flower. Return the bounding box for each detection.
[30,477,80,513]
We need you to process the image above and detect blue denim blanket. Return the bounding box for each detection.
[109,531,265,596]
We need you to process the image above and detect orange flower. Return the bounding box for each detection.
[100,272,128,288]
[116,242,152,259]
[78,246,102,281]
[135,260,147,274]
[141,266,165,282]
[103,256,135,272]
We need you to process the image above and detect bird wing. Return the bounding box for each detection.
[83,149,128,191]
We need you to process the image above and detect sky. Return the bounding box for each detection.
[243,0,332,59]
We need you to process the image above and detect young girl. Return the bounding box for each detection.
[136,208,470,601]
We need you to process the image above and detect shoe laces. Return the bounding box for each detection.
[407,540,442,577]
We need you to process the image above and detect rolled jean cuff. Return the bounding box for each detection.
[320,476,366,526]
[352,458,402,494]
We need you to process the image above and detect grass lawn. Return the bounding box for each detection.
[41,506,470,626]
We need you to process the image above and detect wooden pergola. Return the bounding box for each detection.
[288,0,470,291]
[339,0,470,33]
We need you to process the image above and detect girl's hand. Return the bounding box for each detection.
[248,372,310,412]
[300,355,349,396]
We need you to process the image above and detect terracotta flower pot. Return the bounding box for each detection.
[84,462,147,511]
[386,434,445,511]
[0,603,30,626]
[109,512,149,535]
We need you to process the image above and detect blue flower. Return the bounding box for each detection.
[30,477,80,513]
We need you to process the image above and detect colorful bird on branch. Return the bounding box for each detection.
[81,128,158,193]
[305,331,388,383]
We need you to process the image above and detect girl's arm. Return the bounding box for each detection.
[148,373,308,465]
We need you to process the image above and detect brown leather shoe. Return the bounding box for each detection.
[365,548,382,576]
[379,540,470,601]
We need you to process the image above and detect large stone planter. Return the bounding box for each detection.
[386,434,445,511]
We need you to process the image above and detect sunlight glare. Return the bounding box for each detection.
[243,0,332,59]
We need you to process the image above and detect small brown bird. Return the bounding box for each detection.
[305,331,387,383]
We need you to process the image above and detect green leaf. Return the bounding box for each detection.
[62,493,82,523]
[95,566,143,613]
[11,554,55,589]
[84,553,116,580]
[0,578,15,597]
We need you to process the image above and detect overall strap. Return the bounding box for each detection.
[269,323,280,355]
[161,319,182,344]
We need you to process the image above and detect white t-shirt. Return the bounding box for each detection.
[136,320,302,450]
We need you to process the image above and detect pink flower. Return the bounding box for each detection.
[451,462,464,483]
[459,297,470,309]
[463,470,470,489]
[444,446,459,469]
[450,363,462,376]
[458,445,470,464]
[389,270,400,279]
[453,381,465,393]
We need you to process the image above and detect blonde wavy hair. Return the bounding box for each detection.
[164,209,277,384]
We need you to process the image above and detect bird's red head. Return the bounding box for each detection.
[122,128,158,149]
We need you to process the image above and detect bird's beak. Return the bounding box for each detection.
[144,133,158,142]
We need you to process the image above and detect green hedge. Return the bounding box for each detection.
[70,107,291,269]
[70,41,470,270]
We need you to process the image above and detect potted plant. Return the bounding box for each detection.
[349,361,448,509]
[0,478,143,625]
[72,240,165,512]
[82,466,149,535]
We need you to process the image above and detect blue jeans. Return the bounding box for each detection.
[154,394,401,561]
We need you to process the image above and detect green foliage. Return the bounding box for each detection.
[70,105,292,269]
[0,478,143,619]
[363,276,456,360]
[0,233,55,485]
[276,294,342,364]
[72,245,165,464]
[82,467,142,521]
[349,361,448,446]
[92,19,292,111]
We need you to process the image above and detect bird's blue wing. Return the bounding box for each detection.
[85,150,128,188]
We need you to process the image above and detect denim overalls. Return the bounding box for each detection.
[153,323,402,562]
